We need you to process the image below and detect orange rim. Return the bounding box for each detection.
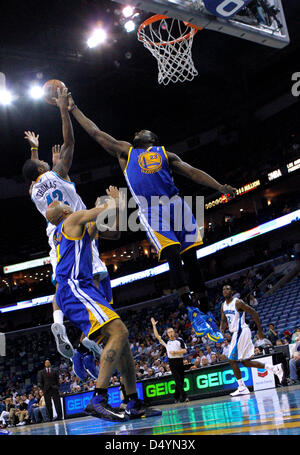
[138,14,202,47]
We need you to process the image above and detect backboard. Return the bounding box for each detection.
[113,0,290,48]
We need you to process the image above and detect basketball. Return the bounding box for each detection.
[43,79,66,105]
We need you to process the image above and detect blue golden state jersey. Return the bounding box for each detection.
[53,220,93,284]
[124,146,179,207]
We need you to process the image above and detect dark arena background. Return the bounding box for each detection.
[0,0,300,442]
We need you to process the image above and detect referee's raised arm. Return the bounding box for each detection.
[151,318,167,348]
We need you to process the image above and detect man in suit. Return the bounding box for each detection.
[38,359,63,421]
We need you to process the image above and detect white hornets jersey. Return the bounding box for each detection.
[222,297,249,333]
[31,170,107,276]
[31,171,86,240]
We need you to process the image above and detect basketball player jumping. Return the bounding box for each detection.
[220,284,284,396]
[65,93,237,340]
[22,87,113,381]
[45,192,161,421]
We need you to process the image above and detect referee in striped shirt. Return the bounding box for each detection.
[151,318,189,403]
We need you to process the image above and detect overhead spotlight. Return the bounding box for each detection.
[122,6,134,18]
[87,28,107,48]
[0,89,13,106]
[29,85,44,100]
[124,20,136,33]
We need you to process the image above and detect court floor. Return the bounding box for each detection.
[8,385,300,436]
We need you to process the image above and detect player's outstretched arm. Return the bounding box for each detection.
[167,151,237,197]
[52,87,75,179]
[236,299,265,339]
[68,94,131,160]
[24,131,39,160]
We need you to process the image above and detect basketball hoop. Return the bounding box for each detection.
[138,15,202,85]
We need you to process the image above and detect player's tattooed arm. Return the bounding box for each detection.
[67,94,131,162]
[167,151,237,197]
[24,131,39,160]
[236,299,265,339]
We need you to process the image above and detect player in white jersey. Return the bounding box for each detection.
[22,88,114,380]
[220,284,284,397]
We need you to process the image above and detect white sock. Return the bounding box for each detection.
[53,309,64,325]
[237,379,245,388]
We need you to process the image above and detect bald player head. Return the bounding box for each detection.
[46,201,73,226]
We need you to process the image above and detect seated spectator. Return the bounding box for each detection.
[33,390,49,423]
[291,327,300,343]
[214,343,223,355]
[190,357,201,370]
[8,396,20,427]
[254,346,262,356]
[155,367,166,378]
[276,339,283,346]
[0,398,12,428]
[27,393,38,423]
[287,337,300,385]
[267,324,278,345]
[201,356,210,367]
[164,364,172,375]
[87,380,95,391]
[205,346,215,363]
[283,330,292,343]
[146,368,155,379]
[222,339,230,358]
[210,353,218,365]
[15,397,29,426]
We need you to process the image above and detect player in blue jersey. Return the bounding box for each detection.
[67,94,237,340]
[45,190,161,422]
[22,88,109,380]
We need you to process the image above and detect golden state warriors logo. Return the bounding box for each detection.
[138,151,163,174]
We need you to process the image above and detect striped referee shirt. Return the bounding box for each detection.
[161,337,187,359]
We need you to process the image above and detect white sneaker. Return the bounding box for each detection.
[273,363,284,384]
[16,421,26,426]
[51,323,75,359]
[230,386,250,397]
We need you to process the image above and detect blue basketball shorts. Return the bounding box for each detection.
[56,278,119,341]
[139,195,203,260]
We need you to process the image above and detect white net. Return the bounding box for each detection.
[138,16,200,85]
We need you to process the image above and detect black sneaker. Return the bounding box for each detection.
[84,394,128,422]
[125,398,162,419]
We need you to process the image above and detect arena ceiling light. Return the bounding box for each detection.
[122,5,134,18]
[29,85,44,100]
[87,28,107,48]
[0,89,13,106]
[124,19,136,32]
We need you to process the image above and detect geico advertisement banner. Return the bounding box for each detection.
[63,382,144,417]
[143,363,254,403]
[252,356,275,391]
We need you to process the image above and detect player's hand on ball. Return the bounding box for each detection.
[24,131,39,148]
[219,184,237,199]
[52,87,70,109]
